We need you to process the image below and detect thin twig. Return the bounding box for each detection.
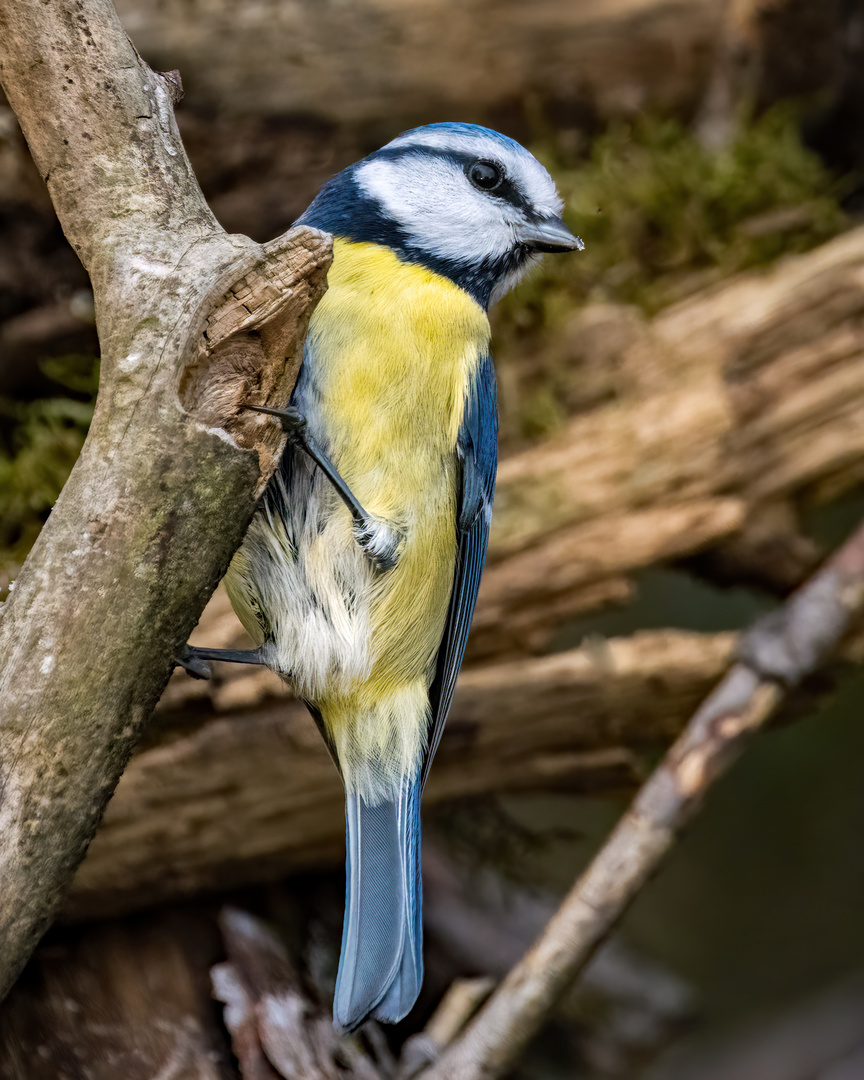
[423,518,864,1080]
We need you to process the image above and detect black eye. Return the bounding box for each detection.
[467,160,504,192]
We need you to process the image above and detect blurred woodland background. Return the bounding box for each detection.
[4,0,864,1076]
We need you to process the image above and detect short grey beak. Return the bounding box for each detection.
[517,216,584,253]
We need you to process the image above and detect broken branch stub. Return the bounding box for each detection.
[180,226,332,481]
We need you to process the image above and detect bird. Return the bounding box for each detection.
[179,122,581,1031]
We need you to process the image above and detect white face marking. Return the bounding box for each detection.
[355,128,565,293]
[386,127,564,219]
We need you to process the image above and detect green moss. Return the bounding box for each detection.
[493,107,848,442]
[0,355,99,582]
[133,315,161,335]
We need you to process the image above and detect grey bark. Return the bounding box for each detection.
[0,0,330,1000]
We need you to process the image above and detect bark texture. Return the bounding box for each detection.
[0,0,329,1000]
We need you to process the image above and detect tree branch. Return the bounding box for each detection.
[423,516,864,1080]
[0,0,330,999]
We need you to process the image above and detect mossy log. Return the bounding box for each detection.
[66,222,864,920]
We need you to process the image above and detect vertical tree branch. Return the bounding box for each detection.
[424,519,864,1080]
[0,0,330,999]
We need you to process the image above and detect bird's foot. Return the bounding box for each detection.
[243,403,307,441]
[245,400,402,572]
[175,644,267,680]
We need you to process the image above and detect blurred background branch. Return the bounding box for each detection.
[424,514,864,1079]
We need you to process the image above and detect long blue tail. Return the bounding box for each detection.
[333,773,423,1031]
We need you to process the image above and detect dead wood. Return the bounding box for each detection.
[475,224,864,656]
[0,911,232,1080]
[417,846,695,1076]
[213,908,347,1080]
[213,907,399,1080]
[0,865,691,1080]
[65,619,735,920]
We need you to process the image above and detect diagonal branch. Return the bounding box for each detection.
[423,517,864,1080]
[0,0,330,1000]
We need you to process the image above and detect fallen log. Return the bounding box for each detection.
[479,224,864,654]
[66,625,736,920]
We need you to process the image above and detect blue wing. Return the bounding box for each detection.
[423,352,498,788]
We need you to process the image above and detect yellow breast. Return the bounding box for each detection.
[307,240,490,766]
[308,239,490,467]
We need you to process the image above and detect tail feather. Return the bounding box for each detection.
[334,774,423,1031]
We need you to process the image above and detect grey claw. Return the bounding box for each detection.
[175,646,212,680]
[243,403,306,440]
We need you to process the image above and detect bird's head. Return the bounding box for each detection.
[296,122,583,308]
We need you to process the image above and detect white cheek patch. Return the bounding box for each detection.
[356,129,568,287]
[357,156,515,267]
[385,128,565,221]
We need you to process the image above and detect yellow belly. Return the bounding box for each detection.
[307,240,490,785]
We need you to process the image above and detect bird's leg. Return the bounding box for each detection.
[244,403,402,571]
[175,644,268,681]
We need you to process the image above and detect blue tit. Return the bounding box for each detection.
[179,123,581,1030]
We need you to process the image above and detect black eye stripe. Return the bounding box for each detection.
[351,143,535,214]
[373,144,532,208]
